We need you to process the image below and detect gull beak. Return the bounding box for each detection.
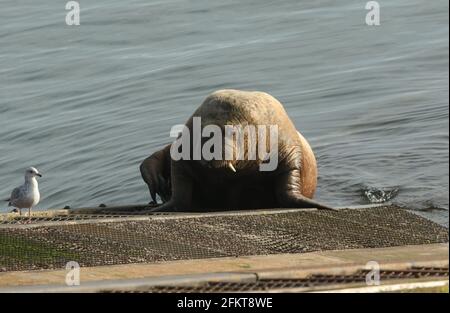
[228,163,236,173]
[37,173,42,177]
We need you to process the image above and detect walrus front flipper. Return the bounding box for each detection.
[147,201,181,212]
[140,145,172,203]
[146,159,195,213]
[283,194,336,211]
[276,169,336,211]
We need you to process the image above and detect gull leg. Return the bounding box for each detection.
[19,209,22,216]
[25,208,32,224]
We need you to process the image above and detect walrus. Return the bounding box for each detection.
[140,89,333,212]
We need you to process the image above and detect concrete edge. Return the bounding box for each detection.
[256,259,450,280]
[1,244,447,293]
[1,203,389,218]
[2,263,448,294]
[314,279,449,293]
[0,272,258,293]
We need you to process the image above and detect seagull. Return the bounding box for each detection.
[5,167,42,217]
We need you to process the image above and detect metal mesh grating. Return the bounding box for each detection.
[0,206,448,272]
[104,267,449,293]
[0,212,169,226]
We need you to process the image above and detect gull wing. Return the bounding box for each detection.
[9,186,26,206]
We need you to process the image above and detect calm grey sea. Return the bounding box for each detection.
[0,0,448,225]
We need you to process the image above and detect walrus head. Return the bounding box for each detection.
[194,124,241,174]
[196,129,274,175]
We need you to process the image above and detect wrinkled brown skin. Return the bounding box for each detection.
[140,90,334,212]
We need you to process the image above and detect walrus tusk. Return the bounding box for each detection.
[228,163,237,173]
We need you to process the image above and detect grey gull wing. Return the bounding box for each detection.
[9,186,26,206]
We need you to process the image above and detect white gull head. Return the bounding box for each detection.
[25,167,42,181]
